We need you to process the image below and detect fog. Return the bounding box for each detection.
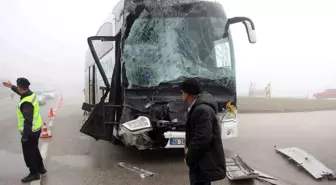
[0,0,335,98]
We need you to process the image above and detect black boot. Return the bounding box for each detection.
[39,167,47,175]
[21,173,40,183]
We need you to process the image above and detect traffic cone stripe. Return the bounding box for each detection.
[40,122,52,138]
[40,94,62,139]
[57,95,63,108]
[49,108,55,117]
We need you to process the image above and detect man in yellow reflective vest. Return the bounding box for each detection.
[2,78,47,183]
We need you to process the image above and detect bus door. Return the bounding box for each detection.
[89,65,96,104]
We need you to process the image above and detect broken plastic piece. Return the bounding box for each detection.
[253,170,279,185]
[225,155,259,180]
[275,147,335,180]
[226,155,287,184]
[117,162,155,177]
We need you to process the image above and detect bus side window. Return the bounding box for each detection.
[95,22,114,58]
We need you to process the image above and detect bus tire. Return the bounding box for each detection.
[111,125,124,146]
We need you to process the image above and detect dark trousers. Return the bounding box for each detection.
[189,171,211,185]
[21,130,44,174]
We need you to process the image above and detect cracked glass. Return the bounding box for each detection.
[120,0,235,88]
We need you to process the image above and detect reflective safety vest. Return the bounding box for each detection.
[17,93,43,133]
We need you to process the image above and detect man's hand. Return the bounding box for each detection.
[184,146,188,163]
[2,81,13,88]
[21,137,28,143]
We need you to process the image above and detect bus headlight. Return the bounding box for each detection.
[217,110,238,139]
[122,116,152,132]
[217,110,237,123]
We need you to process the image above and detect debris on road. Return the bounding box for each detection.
[275,147,336,180]
[226,155,259,180]
[117,162,155,178]
[253,170,279,185]
[226,155,294,184]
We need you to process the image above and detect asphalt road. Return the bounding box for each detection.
[0,96,335,185]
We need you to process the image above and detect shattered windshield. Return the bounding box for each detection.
[121,1,234,87]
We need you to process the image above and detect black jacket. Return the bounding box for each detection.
[11,86,35,139]
[185,91,226,182]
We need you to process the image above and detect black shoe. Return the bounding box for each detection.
[21,173,40,183]
[39,167,47,175]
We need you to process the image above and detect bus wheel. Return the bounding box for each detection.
[111,126,124,146]
[111,136,124,146]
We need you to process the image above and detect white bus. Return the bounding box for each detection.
[81,0,256,150]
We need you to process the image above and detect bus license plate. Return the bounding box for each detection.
[170,138,185,145]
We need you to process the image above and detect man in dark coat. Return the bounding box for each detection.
[181,78,226,185]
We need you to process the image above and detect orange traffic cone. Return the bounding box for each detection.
[49,108,55,118]
[58,101,62,108]
[40,122,52,138]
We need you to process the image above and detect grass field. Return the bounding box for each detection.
[238,97,336,113]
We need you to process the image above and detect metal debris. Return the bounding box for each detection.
[253,170,279,185]
[275,147,335,180]
[226,155,259,180]
[226,155,293,184]
[117,162,155,178]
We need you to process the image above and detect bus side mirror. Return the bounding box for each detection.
[225,17,257,44]
[243,21,256,44]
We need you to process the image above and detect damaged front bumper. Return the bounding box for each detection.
[163,131,185,148]
[163,117,238,148]
[118,114,239,150]
[112,89,240,150]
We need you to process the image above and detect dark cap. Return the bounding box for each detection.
[16,77,30,88]
[180,78,202,95]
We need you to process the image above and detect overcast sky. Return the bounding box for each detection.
[0,0,335,97]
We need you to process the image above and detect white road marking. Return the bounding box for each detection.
[40,142,49,160]
[79,135,91,140]
[30,142,49,185]
[30,180,40,185]
[48,120,53,127]
[31,100,59,185]
[47,130,52,137]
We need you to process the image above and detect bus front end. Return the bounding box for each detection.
[81,0,256,150]
[118,0,256,149]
